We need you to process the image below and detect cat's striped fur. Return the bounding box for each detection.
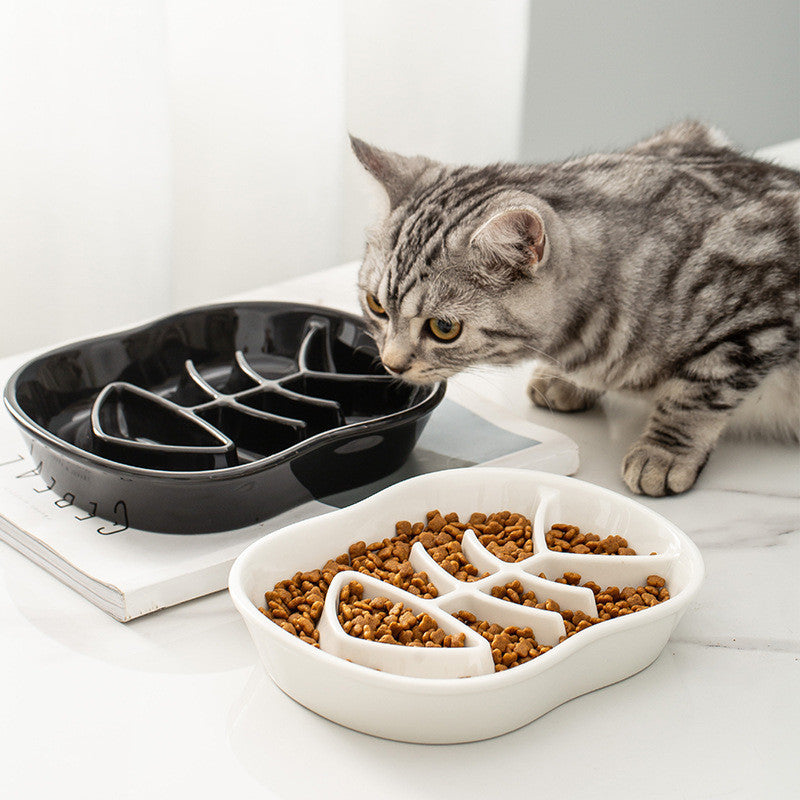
[352,122,799,496]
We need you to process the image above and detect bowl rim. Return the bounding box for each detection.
[3,300,447,481]
[228,467,705,694]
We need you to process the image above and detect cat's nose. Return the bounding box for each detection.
[381,343,414,375]
[382,358,410,375]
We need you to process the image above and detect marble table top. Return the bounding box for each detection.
[1,145,798,799]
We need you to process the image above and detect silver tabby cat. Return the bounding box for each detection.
[351,122,799,497]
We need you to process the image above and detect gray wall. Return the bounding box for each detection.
[521,1,800,161]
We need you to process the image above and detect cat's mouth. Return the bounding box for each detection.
[381,364,455,386]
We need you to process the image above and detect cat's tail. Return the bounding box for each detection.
[628,120,736,158]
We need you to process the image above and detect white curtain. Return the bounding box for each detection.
[0,1,172,357]
[0,0,530,358]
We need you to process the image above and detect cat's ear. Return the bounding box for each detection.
[467,207,547,286]
[350,135,432,209]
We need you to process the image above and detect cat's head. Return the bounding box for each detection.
[352,136,555,384]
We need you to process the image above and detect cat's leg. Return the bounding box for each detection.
[527,365,603,412]
[622,375,751,496]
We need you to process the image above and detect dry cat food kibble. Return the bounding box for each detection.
[414,510,488,581]
[337,580,466,647]
[545,523,638,554]
[466,511,534,562]
[259,523,443,647]
[261,558,350,647]
[415,509,535,576]
[258,509,666,670]
[494,573,670,643]
[453,611,551,671]
[490,579,539,606]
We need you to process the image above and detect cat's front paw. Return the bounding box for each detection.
[527,370,601,413]
[621,441,709,496]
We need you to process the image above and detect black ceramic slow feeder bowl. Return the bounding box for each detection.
[3,303,446,533]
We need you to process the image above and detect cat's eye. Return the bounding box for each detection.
[427,318,462,342]
[365,293,387,317]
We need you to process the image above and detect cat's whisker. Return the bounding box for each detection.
[357,349,395,378]
[525,383,556,413]
[457,365,523,409]
[514,342,565,370]
[523,368,565,382]
[368,355,386,374]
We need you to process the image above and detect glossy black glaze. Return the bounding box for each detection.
[4,303,446,533]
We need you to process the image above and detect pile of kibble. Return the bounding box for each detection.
[406,509,536,578]
[413,513,486,581]
[259,510,668,672]
[462,510,535,562]
[453,612,551,670]
[336,580,466,647]
[259,508,531,643]
[545,523,640,554]
[492,572,670,640]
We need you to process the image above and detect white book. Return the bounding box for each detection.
[0,353,578,622]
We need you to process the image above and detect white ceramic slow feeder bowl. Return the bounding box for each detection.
[229,468,704,743]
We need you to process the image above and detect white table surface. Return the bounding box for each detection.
[2,145,799,799]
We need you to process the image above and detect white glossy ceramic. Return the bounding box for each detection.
[229,468,704,743]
